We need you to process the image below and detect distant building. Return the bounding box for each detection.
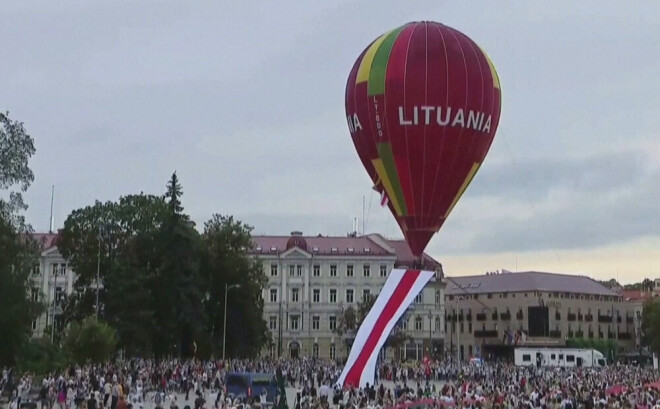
[444,271,638,360]
[30,233,73,339]
[248,231,446,361]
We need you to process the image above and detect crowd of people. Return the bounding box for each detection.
[2,357,659,409]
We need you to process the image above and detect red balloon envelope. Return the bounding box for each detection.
[346,21,502,256]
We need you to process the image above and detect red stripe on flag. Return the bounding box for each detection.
[343,270,421,387]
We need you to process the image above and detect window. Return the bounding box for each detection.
[380,265,388,277]
[415,293,423,304]
[329,289,337,303]
[270,288,278,303]
[269,345,276,358]
[363,264,370,277]
[362,289,371,301]
[31,288,39,302]
[329,316,337,330]
[55,287,64,303]
[313,343,319,358]
[468,322,472,333]
[312,316,320,330]
[415,316,423,331]
[31,320,37,331]
[346,289,354,303]
[346,264,354,277]
[270,264,278,277]
[522,354,531,362]
[269,316,277,330]
[435,317,441,331]
[290,315,300,331]
[51,264,58,276]
[59,263,67,275]
[313,289,320,303]
[329,344,336,360]
[401,318,408,330]
[291,288,300,303]
[296,265,303,276]
[330,265,337,277]
[566,355,575,362]
[289,265,295,277]
[435,291,441,304]
[32,264,40,275]
[551,354,556,360]
[313,264,320,277]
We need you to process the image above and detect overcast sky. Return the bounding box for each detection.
[3,1,659,283]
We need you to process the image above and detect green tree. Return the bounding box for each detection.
[0,112,42,367]
[150,173,206,357]
[63,317,117,364]
[202,214,269,358]
[642,298,660,355]
[57,194,168,352]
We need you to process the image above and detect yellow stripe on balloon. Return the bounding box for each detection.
[444,162,481,219]
[372,158,404,216]
[480,48,500,90]
[356,29,395,84]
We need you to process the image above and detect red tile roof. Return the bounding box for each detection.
[620,290,654,301]
[249,233,441,270]
[31,233,59,251]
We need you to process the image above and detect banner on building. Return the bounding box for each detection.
[336,269,435,388]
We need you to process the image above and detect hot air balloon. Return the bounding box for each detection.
[346,21,501,257]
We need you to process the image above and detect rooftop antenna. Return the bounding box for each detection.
[362,195,365,235]
[49,185,55,233]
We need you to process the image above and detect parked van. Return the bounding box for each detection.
[514,347,606,368]
[225,372,277,403]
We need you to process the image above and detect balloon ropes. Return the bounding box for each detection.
[345,21,502,257]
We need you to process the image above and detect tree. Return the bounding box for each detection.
[63,317,117,364]
[150,173,207,357]
[202,214,269,358]
[57,194,168,352]
[0,111,42,367]
[642,298,660,355]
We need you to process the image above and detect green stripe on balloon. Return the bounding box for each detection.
[377,142,408,216]
[367,25,406,96]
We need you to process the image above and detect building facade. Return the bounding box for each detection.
[30,233,74,339]
[249,232,446,361]
[444,271,638,361]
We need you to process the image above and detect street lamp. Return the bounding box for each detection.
[223,283,241,360]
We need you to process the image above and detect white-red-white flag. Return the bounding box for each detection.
[336,269,435,388]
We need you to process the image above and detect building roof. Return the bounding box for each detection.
[32,233,59,251]
[445,271,620,297]
[249,232,442,270]
[620,290,655,302]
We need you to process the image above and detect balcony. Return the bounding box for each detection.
[578,313,584,321]
[516,311,523,320]
[491,312,498,320]
[476,313,486,321]
[618,332,632,340]
[500,312,511,321]
[555,312,561,321]
[568,313,576,321]
[474,330,498,338]
[585,314,594,322]
[549,330,562,338]
[598,315,613,324]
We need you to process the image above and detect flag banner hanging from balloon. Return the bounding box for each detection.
[336,269,435,388]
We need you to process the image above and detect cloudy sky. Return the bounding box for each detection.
[3,1,659,283]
